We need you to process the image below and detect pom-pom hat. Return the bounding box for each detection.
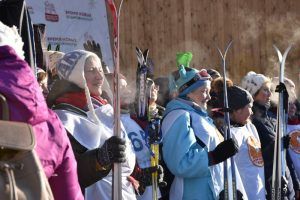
[174,52,211,97]
[241,71,271,96]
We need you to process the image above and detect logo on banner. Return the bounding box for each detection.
[45,1,59,22]
[290,130,300,154]
[247,136,264,167]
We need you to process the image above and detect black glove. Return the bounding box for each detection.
[219,189,244,200]
[83,40,102,59]
[275,83,289,111]
[97,136,126,167]
[133,165,167,195]
[83,40,109,73]
[208,138,239,166]
[283,135,291,149]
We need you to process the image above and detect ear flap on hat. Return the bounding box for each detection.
[178,65,187,79]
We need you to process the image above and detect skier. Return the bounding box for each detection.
[43,50,65,91]
[271,77,300,198]
[161,52,241,200]
[287,99,300,177]
[47,50,137,200]
[36,67,49,98]
[118,75,167,199]
[213,82,266,199]
[241,71,295,199]
[0,21,83,200]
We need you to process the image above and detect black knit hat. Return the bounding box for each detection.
[220,85,253,111]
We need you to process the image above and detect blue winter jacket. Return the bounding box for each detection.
[161,99,217,200]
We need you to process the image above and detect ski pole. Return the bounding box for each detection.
[135,48,160,199]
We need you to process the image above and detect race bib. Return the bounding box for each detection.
[290,130,300,154]
[247,136,264,167]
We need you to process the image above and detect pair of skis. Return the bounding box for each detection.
[218,42,292,200]
[271,45,292,200]
[216,41,237,200]
[105,0,124,199]
[136,47,160,200]
[106,0,160,198]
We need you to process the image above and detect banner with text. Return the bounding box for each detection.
[26,0,114,71]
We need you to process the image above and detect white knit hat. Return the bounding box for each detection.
[44,50,65,71]
[56,50,102,123]
[241,71,271,96]
[0,21,24,59]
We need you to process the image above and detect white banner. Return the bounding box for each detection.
[26,0,114,71]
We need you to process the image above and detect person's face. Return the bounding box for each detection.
[254,82,272,105]
[288,101,297,118]
[120,78,132,107]
[149,83,159,103]
[50,67,58,77]
[84,56,104,96]
[39,76,49,98]
[231,103,253,125]
[187,85,211,110]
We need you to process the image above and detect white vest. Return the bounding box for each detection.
[287,124,300,178]
[231,123,265,200]
[55,104,136,200]
[121,113,161,200]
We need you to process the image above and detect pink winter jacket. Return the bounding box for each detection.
[0,45,84,200]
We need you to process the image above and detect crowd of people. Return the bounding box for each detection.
[1,20,300,200]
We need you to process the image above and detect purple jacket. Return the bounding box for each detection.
[0,45,83,200]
